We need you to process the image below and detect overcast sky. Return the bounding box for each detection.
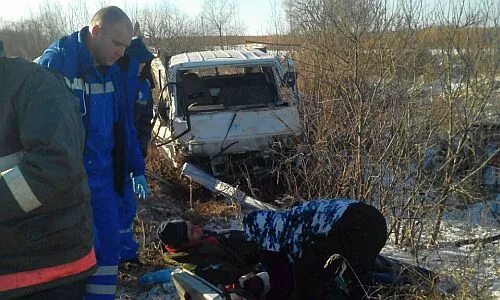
[0,0,284,35]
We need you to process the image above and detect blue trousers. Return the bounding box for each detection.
[119,178,139,262]
[85,187,121,300]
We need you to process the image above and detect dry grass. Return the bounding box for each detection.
[117,143,239,298]
[116,137,499,299]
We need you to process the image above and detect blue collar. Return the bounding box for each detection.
[77,27,94,75]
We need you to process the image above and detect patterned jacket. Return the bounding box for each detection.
[243,199,357,262]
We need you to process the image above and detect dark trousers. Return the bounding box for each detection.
[292,203,387,300]
[260,251,295,300]
[14,279,87,300]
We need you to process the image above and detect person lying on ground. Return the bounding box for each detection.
[158,198,388,300]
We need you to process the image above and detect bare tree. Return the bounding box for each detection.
[66,0,90,32]
[423,0,500,246]
[200,0,242,48]
[0,0,71,59]
[137,1,205,54]
[279,0,499,261]
[123,0,140,26]
[266,0,289,37]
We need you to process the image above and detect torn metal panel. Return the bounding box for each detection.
[181,162,278,211]
[171,268,224,300]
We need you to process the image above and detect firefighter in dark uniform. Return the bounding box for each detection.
[0,41,96,299]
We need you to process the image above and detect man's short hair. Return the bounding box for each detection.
[90,6,131,29]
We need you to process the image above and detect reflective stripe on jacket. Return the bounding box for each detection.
[0,249,96,293]
[0,57,96,298]
[38,27,145,193]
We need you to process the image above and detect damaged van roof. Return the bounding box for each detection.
[169,48,278,69]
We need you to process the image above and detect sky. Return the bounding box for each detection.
[0,0,283,35]
[0,0,491,35]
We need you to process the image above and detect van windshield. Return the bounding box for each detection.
[177,65,280,112]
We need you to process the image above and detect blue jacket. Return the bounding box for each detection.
[38,27,144,193]
[120,55,153,157]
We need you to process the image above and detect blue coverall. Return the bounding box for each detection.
[38,27,145,299]
[118,38,154,262]
[119,78,152,262]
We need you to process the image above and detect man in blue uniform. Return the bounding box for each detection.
[38,6,148,299]
[118,36,155,264]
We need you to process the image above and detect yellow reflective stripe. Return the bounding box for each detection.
[86,284,117,295]
[0,151,23,172]
[1,166,41,213]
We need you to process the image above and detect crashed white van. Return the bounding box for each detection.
[154,48,302,177]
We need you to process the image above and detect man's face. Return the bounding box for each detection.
[92,21,132,66]
[186,222,203,242]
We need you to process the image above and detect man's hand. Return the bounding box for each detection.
[132,175,148,200]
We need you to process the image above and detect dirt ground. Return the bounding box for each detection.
[114,146,500,299]
[116,146,242,299]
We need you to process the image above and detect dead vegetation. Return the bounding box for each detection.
[1,0,498,298]
[117,145,235,299]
